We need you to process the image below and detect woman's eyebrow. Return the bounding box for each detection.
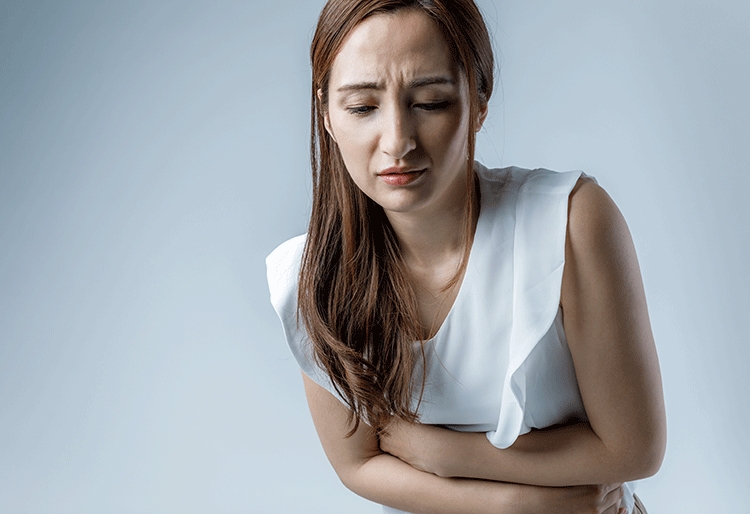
[336,76,455,93]
[337,81,381,93]
[408,76,455,88]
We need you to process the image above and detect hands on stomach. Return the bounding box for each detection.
[380,419,627,514]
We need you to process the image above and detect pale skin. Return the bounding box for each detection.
[303,8,666,514]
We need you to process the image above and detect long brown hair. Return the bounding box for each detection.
[298,0,494,435]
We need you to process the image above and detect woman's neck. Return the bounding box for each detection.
[385,174,479,273]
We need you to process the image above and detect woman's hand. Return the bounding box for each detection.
[518,482,627,514]
[380,418,446,475]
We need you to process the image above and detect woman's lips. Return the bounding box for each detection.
[377,168,426,186]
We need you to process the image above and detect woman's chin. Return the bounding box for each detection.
[373,192,432,216]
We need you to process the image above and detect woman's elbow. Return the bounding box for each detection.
[619,425,667,480]
[333,461,365,493]
[332,453,382,496]
[639,431,666,478]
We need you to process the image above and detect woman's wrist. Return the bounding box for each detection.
[427,428,498,479]
[432,427,471,478]
[512,481,539,514]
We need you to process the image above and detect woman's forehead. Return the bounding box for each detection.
[329,9,458,90]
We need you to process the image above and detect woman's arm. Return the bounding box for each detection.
[302,373,626,514]
[381,179,667,487]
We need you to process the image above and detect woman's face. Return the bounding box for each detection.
[323,8,485,218]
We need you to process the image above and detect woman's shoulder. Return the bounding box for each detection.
[265,234,342,396]
[475,162,591,201]
[481,162,586,186]
[267,234,307,266]
[564,175,631,272]
[266,234,307,315]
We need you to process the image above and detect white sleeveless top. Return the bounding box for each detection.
[266,164,636,513]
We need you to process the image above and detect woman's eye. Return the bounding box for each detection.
[415,101,450,111]
[347,106,376,116]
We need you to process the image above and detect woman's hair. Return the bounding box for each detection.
[298,0,494,435]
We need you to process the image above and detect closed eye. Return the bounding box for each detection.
[415,101,451,111]
[347,105,376,116]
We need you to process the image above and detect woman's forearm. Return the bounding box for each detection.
[451,423,629,486]
[345,451,626,514]
[384,421,658,487]
[343,451,525,514]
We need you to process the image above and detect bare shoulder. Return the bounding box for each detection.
[566,176,631,250]
[561,176,644,332]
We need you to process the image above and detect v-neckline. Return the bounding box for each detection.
[422,172,487,343]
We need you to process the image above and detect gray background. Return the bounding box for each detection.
[1,0,748,512]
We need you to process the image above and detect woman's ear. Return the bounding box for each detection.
[317,89,336,142]
[475,101,488,132]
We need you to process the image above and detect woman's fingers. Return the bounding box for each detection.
[526,482,625,514]
[602,483,624,506]
[600,484,625,514]
[575,483,624,514]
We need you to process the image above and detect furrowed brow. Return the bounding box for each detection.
[408,76,455,88]
[336,76,455,93]
[336,81,382,93]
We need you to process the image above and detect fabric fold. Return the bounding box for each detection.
[487,168,583,449]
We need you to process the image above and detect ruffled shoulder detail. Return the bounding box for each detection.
[486,168,584,449]
[266,235,340,396]
[266,234,306,317]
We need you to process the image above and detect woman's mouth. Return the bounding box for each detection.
[377,168,426,186]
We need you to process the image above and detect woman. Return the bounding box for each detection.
[266,0,666,512]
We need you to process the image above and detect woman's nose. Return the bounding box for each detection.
[380,106,416,159]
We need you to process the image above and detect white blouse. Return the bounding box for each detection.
[266,163,636,513]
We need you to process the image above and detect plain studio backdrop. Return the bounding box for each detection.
[1,0,748,512]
